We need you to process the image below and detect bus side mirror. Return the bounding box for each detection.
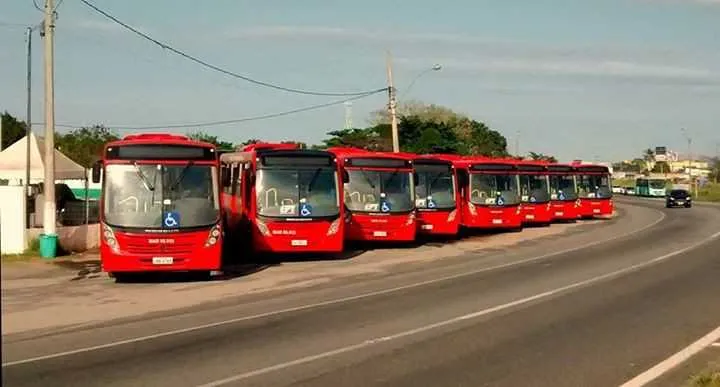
[342,170,349,184]
[91,161,102,184]
[221,168,231,187]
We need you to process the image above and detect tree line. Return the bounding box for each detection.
[2,102,559,168]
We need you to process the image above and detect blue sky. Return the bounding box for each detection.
[1,0,719,162]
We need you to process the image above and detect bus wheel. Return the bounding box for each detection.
[190,271,212,281]
[112,273,135,283]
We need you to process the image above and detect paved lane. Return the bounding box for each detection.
[3,199,718,387]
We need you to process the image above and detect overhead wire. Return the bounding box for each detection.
[34,90,386,130]
[77,0,387,97]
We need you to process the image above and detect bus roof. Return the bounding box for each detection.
[574,164,610,174]
[107,133,214,149]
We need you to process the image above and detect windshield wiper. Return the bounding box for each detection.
[169,161,194,192]
[132,162,156,192]
[307,168,323,192]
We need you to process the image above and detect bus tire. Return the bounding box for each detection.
[112,273,134,283]
[191,271,212,281]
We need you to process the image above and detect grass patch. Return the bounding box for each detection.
[686,359,720,387]
[696,183,720,202]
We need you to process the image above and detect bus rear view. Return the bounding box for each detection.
[575,164,614,218]
[93,134,222,280]
[330,148,417,242]
[414,157,461,236]
[547,164,580,221]
[222,144,345,254]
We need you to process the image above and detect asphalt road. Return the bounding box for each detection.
[3,197,720,387]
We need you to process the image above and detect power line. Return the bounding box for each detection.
[33,90,384,130]
[78,0,386,97]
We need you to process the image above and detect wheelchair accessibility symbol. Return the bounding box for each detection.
[530,196,536,203]
[299,203,313,217]
[497,197,505,206]
[427,197,436,209]
[380,201,391,213]
[163,212,180,228]
[558,191,566,200]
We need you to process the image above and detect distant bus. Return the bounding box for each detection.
[635,178,666,197]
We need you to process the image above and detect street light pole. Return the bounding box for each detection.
[42,0,57,257]
[25,25,34,228]
[400,64,442,101]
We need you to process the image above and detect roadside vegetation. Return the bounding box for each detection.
[1,237,40,262]
[686,359,720,387]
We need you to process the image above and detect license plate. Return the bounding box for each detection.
[525,215,535,220]
[152,257,174,265]
[492,219,503,225]
[421,224,434,230]
[555,212,564,216]
[291,239,308,246]
[373,231,388,237]
[593,209,601,214]
[676,201,684,205]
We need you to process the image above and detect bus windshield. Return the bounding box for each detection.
[345,170,414,213]
[414,168,456,209]
[577,174,612,198]
[255,168,339,218]
[549,175,578,201]
[469,173,520,205]
[650,180,666,189]
[519,174,550,203]
[103,163,220,229]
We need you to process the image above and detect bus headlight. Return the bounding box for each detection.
[405,212,416,226]
[102,224,120,253]
[205,224,221,247]
[256,219,271,236]
[447,209,457,222]
[327,218,341,236]
[468,202,477,216]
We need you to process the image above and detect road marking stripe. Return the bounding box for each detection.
[619,326,720,387]
[711,342,720,348]
[1,205,665,368]
[194,231,720,387]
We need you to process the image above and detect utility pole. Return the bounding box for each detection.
[42,0,57,257]
[386,51,399,153]
[25,25,33,228]
[344,101,353,129]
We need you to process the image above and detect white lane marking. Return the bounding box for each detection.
[1,205,665,368]
[619,326,720,387]
[196,230,720,387]
[711,342,720,348]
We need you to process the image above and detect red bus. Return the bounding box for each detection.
[516,160,553,225]
[220,143,345,254]
[459,157,523,229]
[574,163,614,218]
[547,163,580,221]
[91,133,223,280]
[328,147,417,242]
[413,156,461,236]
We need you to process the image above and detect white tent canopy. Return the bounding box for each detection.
[0,132,86,181]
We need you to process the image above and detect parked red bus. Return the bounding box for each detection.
[459,157,523,229]
[220,143,345,254]
[516,160,553,225]
[574,163,614,218]
[328,147,417,242]
[413,155,461,236]
[547,163,580,221]
[91,133,223,280]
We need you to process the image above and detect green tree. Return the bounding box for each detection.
[322,125,392,151]
[651,161,671,174]
[369,100,468,126]
[188,131,234,150]
[55,125,120,167]
[528,152,558,163]
[1,112,27,150]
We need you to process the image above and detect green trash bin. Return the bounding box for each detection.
[39,233,58,259]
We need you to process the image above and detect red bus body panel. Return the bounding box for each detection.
[578,198,614,217]
[346,213,416,242]
[461,203,523,229]
[416,209,460,235]
[550,200,580,220]
[519,202,553,224]
[253,219,344,253]
[102,228,221,272]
